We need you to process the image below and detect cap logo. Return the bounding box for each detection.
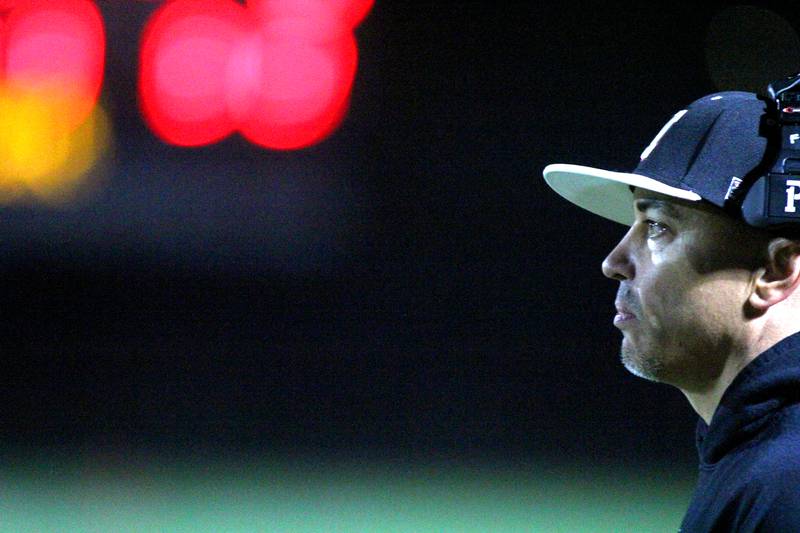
[640,109,688,161]
[725,176,742,200]
[786,179,800,213]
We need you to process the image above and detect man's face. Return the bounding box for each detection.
[601,189,767,391]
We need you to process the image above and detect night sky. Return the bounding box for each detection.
[3,1,798,470]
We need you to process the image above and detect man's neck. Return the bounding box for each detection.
[681,358,752,425]
[681,323,800,424]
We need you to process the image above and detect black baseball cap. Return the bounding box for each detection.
[542,91,769,225]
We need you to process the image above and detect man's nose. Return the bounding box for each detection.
[602,228,634,281]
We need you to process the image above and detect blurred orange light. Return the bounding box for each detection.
[0,0,109,204]
[0,79,111,205]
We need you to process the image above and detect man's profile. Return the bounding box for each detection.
[543,90,800,531]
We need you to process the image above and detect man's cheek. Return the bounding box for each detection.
[641,272,684,330]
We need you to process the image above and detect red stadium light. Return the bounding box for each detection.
[139,0,373,150]
[4,0,105,129]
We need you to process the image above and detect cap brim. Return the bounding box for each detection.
[542,163,703,225]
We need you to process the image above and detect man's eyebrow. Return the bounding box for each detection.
[634,198,683,219]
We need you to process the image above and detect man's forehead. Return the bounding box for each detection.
[633,187,686,204]
[632,187,707,216]
[630,187,748,235]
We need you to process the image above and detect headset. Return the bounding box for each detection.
[737,74,800,230]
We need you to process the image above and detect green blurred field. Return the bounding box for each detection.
[1,454,695,532]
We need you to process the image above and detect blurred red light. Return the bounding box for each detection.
[336,0,374,28]
[248,0,374,32]
[139,0,248,146]
[250,0,347,43]
[140,0,372,150]
[240,32,357,150]
[4,0,105,129]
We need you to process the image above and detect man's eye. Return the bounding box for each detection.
[646,220,668,239]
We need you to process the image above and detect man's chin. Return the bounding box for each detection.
[620,340,662,382]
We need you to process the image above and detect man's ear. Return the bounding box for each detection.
[749,238,800,312]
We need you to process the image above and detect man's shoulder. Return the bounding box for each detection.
[748,406,800,471]
[725,415,800,531]
[730,469,800,531]
[742,462,800,496]
[686,459,800,532]
[739,409,800,484]
[688,411,800,531]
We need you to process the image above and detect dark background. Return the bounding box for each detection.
[3,0,798,468]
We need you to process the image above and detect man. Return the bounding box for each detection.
[543,90,800,531]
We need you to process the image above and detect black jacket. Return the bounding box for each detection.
[680,331,800,532]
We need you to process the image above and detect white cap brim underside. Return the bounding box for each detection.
[542,163,702,225]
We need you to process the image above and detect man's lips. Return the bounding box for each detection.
[613,302,638,326]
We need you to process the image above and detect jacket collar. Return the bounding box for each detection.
[696,330,800,466]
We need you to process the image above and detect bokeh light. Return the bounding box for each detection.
[239,32,357,149]
[248,0,375,40]
[5,0,105,128]
[0,0,109,205]
[705,6,800,93]
[139,0,248,146]
[0,87,112,205]
[140,0,372,150]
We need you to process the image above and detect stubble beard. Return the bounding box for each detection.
[620,337,664,382]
